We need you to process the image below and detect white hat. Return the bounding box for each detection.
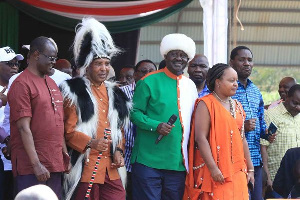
[160,33,196,61]
[0,46,24,62]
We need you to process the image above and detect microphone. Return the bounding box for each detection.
[155,114,177,144]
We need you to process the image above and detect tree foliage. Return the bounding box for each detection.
[250,67,300,104]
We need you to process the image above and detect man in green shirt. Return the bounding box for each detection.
[130,33,198,200]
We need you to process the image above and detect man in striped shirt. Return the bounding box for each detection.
[120,59,156,200]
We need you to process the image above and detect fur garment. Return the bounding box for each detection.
[60,77,131,200]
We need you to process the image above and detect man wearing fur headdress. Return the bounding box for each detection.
[60,18,131,200]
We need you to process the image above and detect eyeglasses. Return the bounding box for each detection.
[1,61,20,68]
[39,52,58,62]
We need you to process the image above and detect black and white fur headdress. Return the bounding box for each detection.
[73,18,120,76]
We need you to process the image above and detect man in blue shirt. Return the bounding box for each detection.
[187,54,210,98]
[230,46,266,200]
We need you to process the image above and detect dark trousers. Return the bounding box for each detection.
[0,161,12,200]
[250,166,263,200]
[3,171,14,200]
[126,172,132,200]
[15,172,62,199]
[132,162,186,200]
[264,190,282,199]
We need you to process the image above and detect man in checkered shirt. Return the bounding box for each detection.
[261,84,300,196]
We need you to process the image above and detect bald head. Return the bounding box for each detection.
[15,185,58,200]
[188,54,209,86]
[279,77,297,101]
[29,36,56,56]
[27,36,58,77]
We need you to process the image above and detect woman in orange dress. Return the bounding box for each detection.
[184,63,254,200]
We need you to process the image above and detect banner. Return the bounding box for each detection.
[7,0,192,33]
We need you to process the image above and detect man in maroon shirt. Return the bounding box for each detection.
[7,36,68,199]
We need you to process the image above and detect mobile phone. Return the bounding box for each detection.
[248,181,254,191]
[267,122,278,137]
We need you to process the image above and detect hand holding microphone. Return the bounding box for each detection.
[155,114,177,144]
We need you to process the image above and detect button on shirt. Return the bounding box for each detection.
[232,79,266,166]
[261,102,300,181]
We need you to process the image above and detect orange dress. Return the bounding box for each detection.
[184,94,248,200]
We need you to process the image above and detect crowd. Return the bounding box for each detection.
[0,17,299,200]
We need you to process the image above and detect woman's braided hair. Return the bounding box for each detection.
[207,63,231,91]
